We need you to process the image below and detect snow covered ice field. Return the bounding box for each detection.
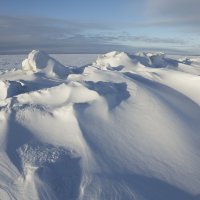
[0,50,200,200]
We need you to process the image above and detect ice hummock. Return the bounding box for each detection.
[93,51,168,71]
[22,50,71,78]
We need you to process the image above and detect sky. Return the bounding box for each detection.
[0,0,199,54]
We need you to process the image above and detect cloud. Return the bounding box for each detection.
[147,0,200,27]
[0,15,114,53]
[117,35,185,45]
[151,0,200,16]
[0,15,190,54]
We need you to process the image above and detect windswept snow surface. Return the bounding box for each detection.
[0,50,200,200]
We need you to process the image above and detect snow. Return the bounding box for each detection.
[22,50,71,78]
[0,50,200,200]
[94,51,134,70]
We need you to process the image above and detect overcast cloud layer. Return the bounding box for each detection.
[0,0,199,54]
[149,0,200,17]
[148,0,200,27]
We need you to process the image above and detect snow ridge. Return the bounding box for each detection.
[22,50,71,78]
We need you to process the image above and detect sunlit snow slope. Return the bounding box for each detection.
[0,50,200,200]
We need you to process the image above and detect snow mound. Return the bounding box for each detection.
[93,51,168,71]
[179,57,192,65]
[93,51,134,71]
[0,80,26,100]
[150,53,167,67]
[134,52,167,68]
[0,80,7,100]
[22,50,71,78]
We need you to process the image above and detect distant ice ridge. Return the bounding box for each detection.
[21,50,200,75]
[22,50,71,78]
[92,51,169,71]
[94,51,134,70]
[134,51,167,67]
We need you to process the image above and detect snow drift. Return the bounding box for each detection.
[0,50,200,200]
[93,51,169,71]
[22,50,71,78]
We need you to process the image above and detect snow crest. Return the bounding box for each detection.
[92,51,170,72]
[22,50,71,78]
